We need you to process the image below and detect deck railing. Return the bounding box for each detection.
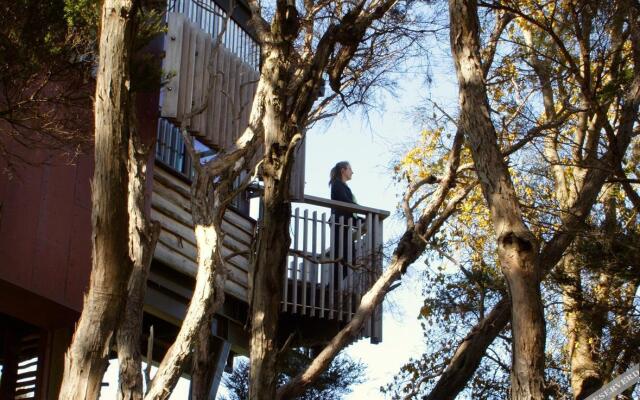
[167,0,260,69]
[282,195,389,343]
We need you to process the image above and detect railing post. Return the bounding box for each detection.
[365,213,373,337]
[320,212,327,319]
[310,211,318,317]
[346,217,353,321]
[337,216,344,321]
[373,214,383,343]
[301,209,309,315]
[328,214,335,320]
[291,208,299,313]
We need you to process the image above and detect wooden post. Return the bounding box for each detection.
[310,211,318,317]
[320,212,327,318]
[346,217,353,321]
[337,216,344,321]
[301,209,309,315]
[292,208,299,313]
[329,214,336,320]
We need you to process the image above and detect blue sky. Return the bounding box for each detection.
[301,66,457,398]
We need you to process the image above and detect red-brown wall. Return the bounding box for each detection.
[0,89,160,318]
[0,145,93,313]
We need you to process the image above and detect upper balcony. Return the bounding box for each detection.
[159,4,260,153]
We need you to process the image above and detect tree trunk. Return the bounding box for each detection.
[277,133,466,400]
[117,131,161,400]
[424,298,511,400]
[560,254,603,400]
[249,170,292,400]
[189,312,216,400]
[449,0,545,398]
[145,173,225,400]
[58,1,137,398]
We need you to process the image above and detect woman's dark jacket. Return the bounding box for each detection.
[330,180,357,223]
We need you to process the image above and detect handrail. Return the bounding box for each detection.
[301,194,390,221]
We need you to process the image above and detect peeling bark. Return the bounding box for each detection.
[190,312,216,400]
[117,130,161,400]
[449,0,545,397]
[144,174,224,400]
[248,48,295,400]
[58,1,138,398]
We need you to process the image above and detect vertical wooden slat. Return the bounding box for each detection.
[163,122,172,163]
[310,210,318,317]
[291,208,299,314]
[191,30,207,133]
[157,119,166,161]
[161,13,185,118]
[199,32,212,134]
[184,25,198,126]
[168,124,177,167]
[301,210,308,315]
[225,54,235,147]
[204,37,215,142]
[346,217,353,321]
[355,218,363,318]
[373,214,383,342]
[282,224,289,313]
[365,213,373,337]
[176,20,191,121]
[209,44,223,147]
[218,48,231,149]
[215,46,226,147]
[230,56,242,143]
[320,212,327,318]
[337,216,344,321]
[328,214,335,319]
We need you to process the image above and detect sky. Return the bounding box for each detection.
[301,72,441,399]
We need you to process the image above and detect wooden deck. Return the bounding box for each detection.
[150,168,389,344]
[282,198,389,344]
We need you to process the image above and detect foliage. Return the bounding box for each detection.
[0,0,165,172]
[222,352,366,400]
[384,0,640,397]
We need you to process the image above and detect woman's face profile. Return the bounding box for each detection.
[342,164,353,181]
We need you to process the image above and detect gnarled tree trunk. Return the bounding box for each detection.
[117,130,161,400]
[144,170,225,399]
[449,0,545,397]
[248,46,296,400]
[58,1,138,398]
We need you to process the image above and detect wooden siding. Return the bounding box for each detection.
[161,12,260,151]
[160,12,307,199]
[151,166,255,301]
[0,150,93,313]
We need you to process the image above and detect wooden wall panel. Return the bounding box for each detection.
[151,167,255,301]
[161,13,187,119]
[160,13,260,152]
[0,151,93,312]
[31,162,76,302]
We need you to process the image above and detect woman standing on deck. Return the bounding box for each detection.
[329,161,360,276]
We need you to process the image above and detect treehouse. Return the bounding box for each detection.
[150,0,387,355]
[0,0,387,397]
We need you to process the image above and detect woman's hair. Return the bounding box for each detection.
[329,161,350,186]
